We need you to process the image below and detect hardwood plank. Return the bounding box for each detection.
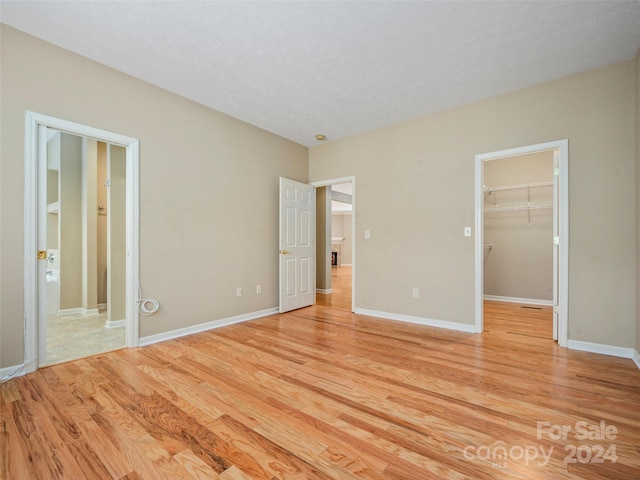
[1,400,33,480]
[172,449,221,480]
[2,301,640,479]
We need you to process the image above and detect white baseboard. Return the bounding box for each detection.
[632,350,640,370]
[57,307,84,316]
[0,356,37,381]
[105,319,125,329]
[139,307,279,347]
[355,308,476,333]
[484,295,553,306]
[57,307,100,317]
[316,288,333,294]
[0,363,23,381]
[567,340,635,360]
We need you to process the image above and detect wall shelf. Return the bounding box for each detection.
[484,181,553,194]
[484,181,553,223]
[484,204,552,213]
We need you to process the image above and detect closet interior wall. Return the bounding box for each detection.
[483,151,554,304]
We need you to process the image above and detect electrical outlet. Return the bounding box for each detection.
[256,284,262,294]
[412,288,419,298]
[236,287,243,297]
[364,230,371,239]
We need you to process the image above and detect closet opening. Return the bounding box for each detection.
[483,151,554,340]
[474,140,568,346]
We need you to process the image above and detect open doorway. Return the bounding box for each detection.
[312,178,355,312]
[482,151,554,340]
[42,130,127,365]
[475,140,568,346]
[24,111,140,373]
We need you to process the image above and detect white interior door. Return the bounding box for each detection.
[552,150,559,340]
[37,125,49,365]
[279,178,315,313]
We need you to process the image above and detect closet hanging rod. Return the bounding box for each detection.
[486,181,553,193]
[484,203,553,213]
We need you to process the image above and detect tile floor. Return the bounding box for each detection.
[45,310,126,366]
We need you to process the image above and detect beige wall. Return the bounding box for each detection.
[343,213,353,266]
[310,59,637,347]
[331,213,353,265]
[0,25,308,367]
[315,187,331,291]
[483,152,554,301]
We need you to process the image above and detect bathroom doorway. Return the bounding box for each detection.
[24,112,140,372]
[42,130,126,364]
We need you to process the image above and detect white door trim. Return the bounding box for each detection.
[24,111,140,373]
[310,176,356,312]
[474,140,568,346]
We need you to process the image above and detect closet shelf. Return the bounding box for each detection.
[484,181,553,194]
[484,203,553,213]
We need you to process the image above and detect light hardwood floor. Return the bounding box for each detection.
[316,265,352,311]
[2,302,639,479]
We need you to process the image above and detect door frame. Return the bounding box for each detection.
[310,176,356,312]
[24,111,140,372]
[474,140,568,346]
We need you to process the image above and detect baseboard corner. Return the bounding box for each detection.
[633,349,640,370]
[0,361,31,381]
[105,319,126,329]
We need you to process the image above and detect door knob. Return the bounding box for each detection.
[280,250,291,255]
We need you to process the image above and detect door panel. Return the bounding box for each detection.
[38,125,49,364]
[300,257,311,295]
[552,150,559,341]
[279,178,315,313]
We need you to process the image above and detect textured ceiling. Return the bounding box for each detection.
[2,1,640,147]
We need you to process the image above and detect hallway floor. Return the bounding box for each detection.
[45,310,125,366]
[316,265,352,311]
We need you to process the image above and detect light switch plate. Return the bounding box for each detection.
[464,227,471,237]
